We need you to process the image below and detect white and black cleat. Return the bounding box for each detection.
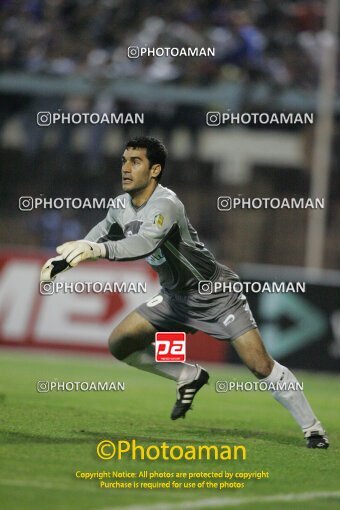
[171,366,209,420]
[305,431,329,449]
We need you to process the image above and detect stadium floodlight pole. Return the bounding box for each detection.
[305,0,338,271]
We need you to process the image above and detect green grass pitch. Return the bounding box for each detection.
[0,351,339,510]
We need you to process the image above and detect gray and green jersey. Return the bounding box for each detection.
[85,184,222,292]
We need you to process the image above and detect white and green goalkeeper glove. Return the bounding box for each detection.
[40,241,106,282]
[56,240,106,267]
[40,255,71,282]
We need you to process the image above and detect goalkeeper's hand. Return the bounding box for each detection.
[40,255,71,282]
[56,240,106,267]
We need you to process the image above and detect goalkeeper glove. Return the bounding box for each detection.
[56,240,106,267]
[40,255,71,282]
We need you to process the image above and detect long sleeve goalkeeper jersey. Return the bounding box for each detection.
[84,184,220,292]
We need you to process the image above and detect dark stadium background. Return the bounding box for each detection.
[1,3,340,510]
[0,0,339,371]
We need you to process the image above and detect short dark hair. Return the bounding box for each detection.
[125,136,167,181]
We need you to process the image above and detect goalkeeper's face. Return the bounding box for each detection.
[121,148,160,193]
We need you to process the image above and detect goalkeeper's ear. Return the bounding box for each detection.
[40,255,70,282]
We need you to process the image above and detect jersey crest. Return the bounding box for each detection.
[154,214,164,228]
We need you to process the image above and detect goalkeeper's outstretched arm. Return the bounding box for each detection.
[40,207,119,282]
[40,197,178,281]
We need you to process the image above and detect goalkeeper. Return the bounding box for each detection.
[41,136,329,449]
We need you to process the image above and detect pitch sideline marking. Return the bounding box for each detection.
[102,491,340,510]
[1,479,339,509]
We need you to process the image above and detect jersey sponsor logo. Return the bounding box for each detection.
[145,248,166,267]
[153,213,164,227]
[146,295,163,307]
[223,314,235,327]
[155,332,186,362]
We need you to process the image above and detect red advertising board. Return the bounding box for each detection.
[0,249,228,362]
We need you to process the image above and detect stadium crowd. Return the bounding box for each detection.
[0,0,331,90]
[0,0,339,269]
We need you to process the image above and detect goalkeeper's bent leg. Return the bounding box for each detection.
[108,311,198,384]
[232,328,325,435]
[261,360,324,435]
[123,344,199,385]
